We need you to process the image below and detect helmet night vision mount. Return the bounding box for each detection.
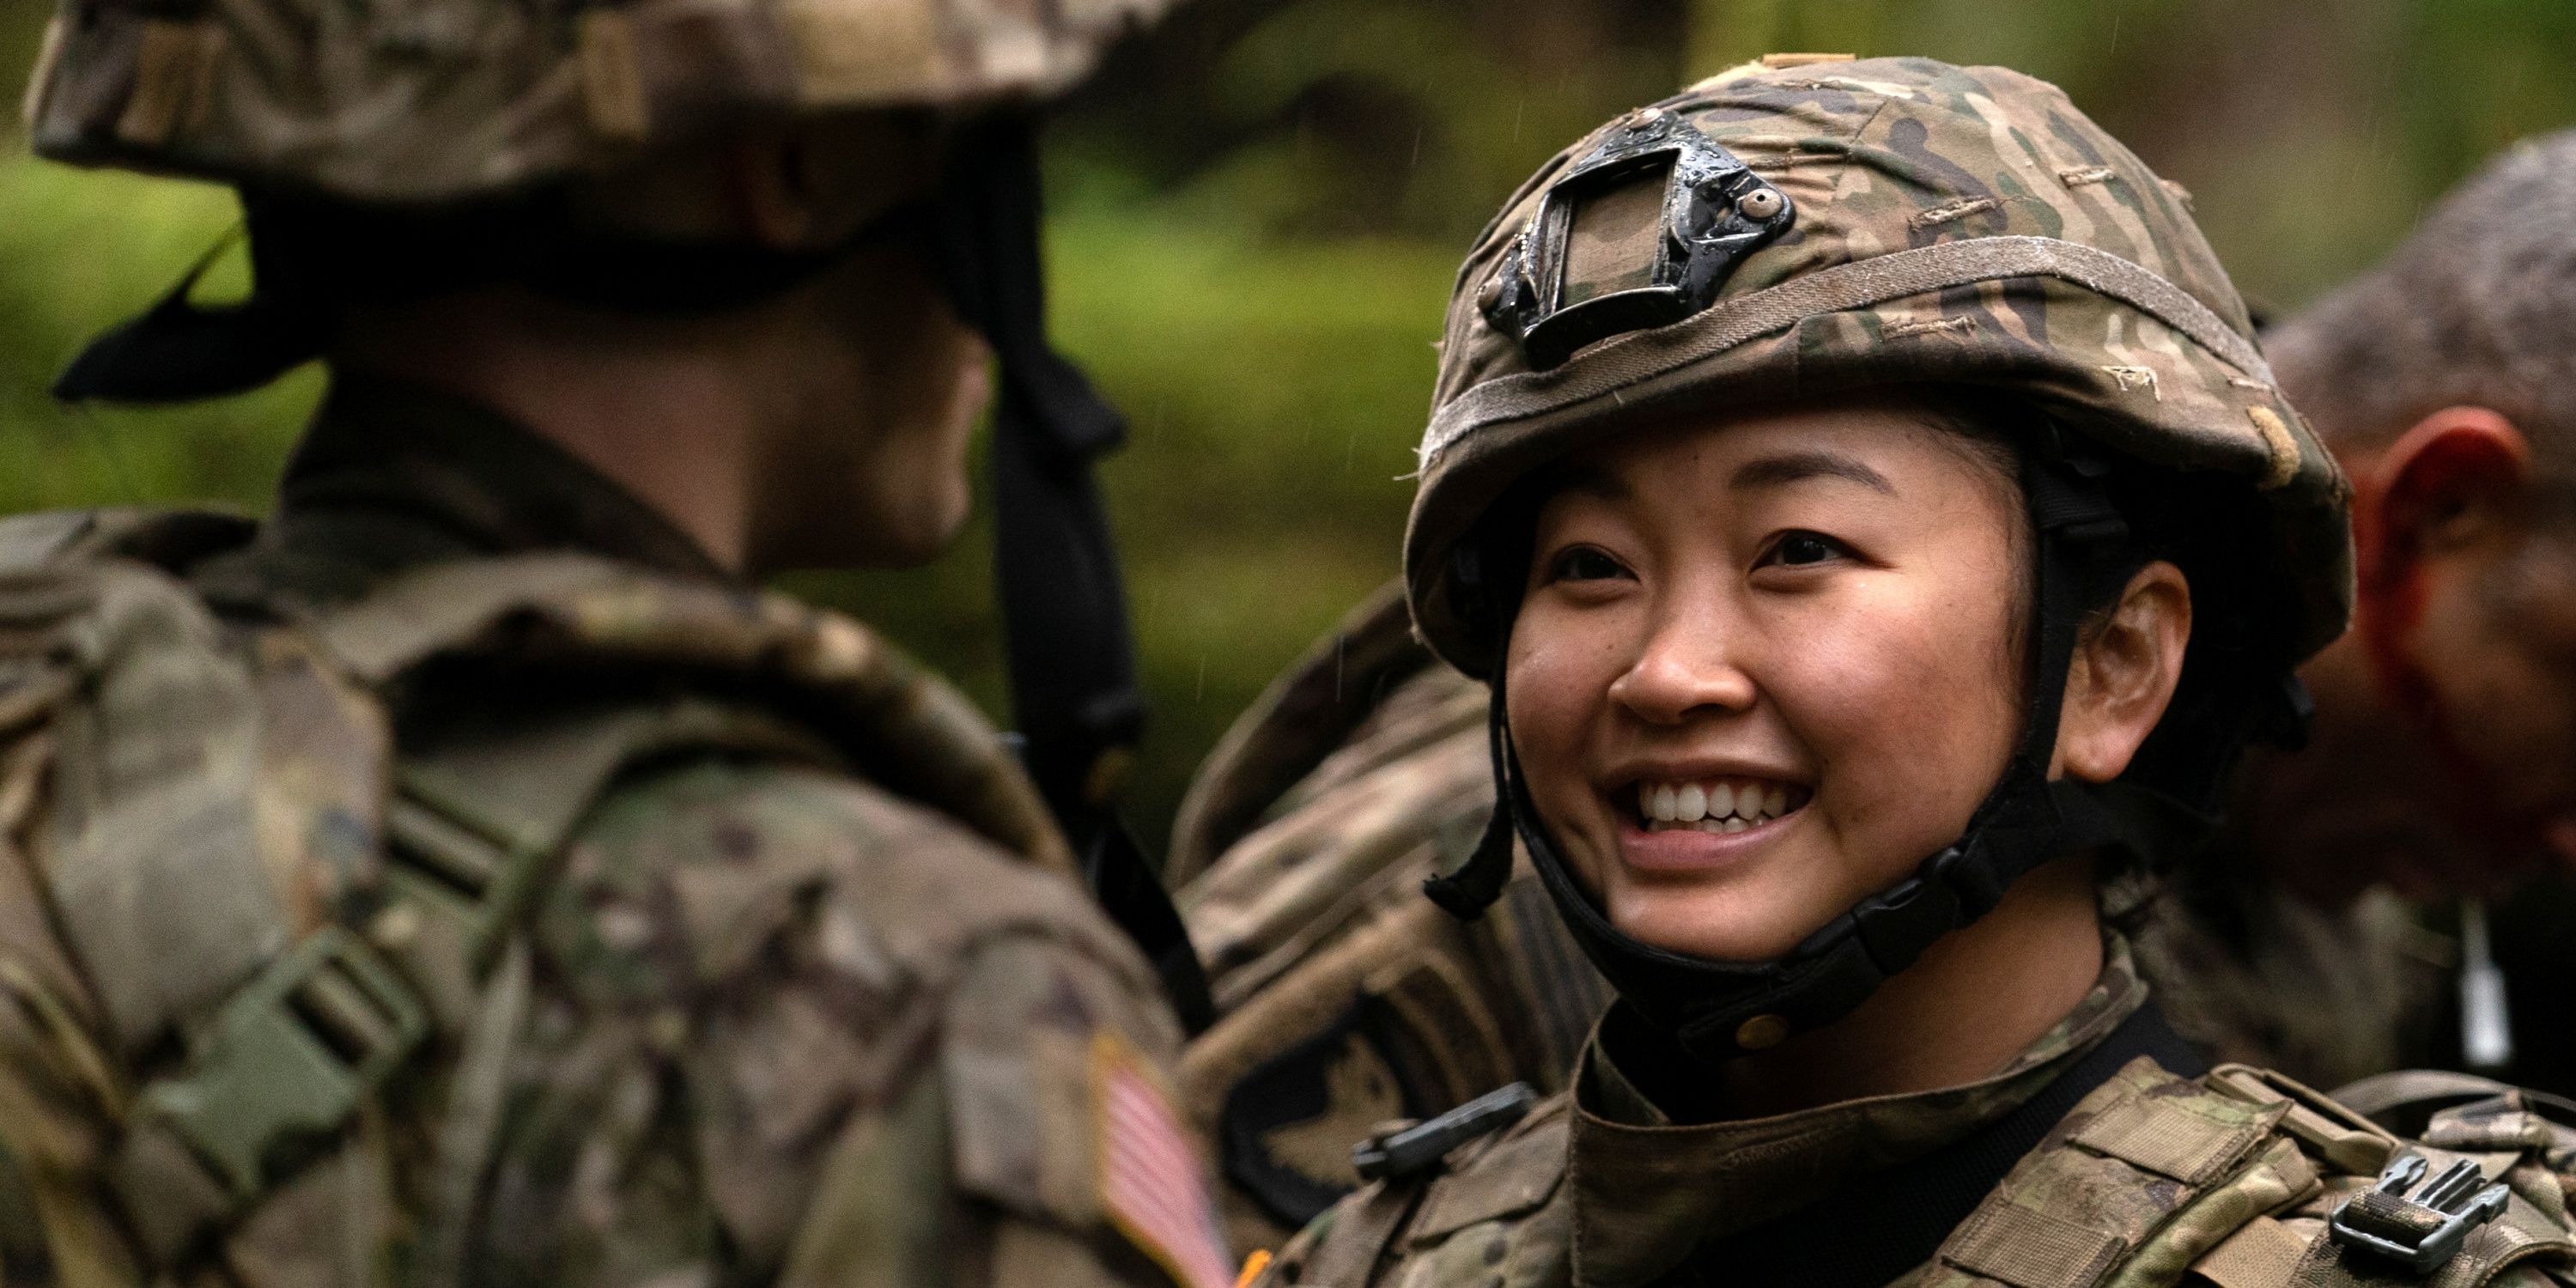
[1479,108,1797,370]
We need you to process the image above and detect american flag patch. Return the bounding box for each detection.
[1094,1033,1233,1288]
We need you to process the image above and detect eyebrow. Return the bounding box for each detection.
[1729,451,1896,495]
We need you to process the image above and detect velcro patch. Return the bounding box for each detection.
[1096,1034,1233,1288]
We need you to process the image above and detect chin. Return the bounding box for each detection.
[1603,884,1823,963]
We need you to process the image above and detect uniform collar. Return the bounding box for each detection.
[1564,935,2148,1287]
[212,372,731,610]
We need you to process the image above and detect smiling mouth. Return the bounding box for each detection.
[1631,776,1813,834]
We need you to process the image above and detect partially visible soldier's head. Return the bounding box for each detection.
[26,0,1164,572]
[2254,130,2576,901]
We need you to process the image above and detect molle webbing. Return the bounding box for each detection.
[1917,1062,2576,1288]
[1923,1059,2297,1288]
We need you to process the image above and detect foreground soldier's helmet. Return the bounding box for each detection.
[22,0,1167,200]
[1415,57,2353,1064]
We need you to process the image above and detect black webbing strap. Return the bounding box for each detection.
[1423,670,1518,918]
[928,115,1212,1033]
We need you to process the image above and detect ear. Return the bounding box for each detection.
[723,115,939,252]
[2358,406,2532,592]
[2056,561,2192,783]
[722,124,823,251]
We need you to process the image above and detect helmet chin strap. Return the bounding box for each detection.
[1425,434,2214,1065]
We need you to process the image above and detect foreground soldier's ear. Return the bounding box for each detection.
[2360,406,2534,584]
[2056,562,2192,784]
[725,114,942,251]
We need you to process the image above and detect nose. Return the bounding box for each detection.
[1607,596,1759,726]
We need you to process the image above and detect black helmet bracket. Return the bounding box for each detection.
[1425,427,2224,1065]
[1478,109,1795,371]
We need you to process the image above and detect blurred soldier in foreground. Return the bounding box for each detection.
[2145,127,2576,1094]
[1254,55,2576,1288]
[0,1,1235,1285]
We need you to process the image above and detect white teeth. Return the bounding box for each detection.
[1706,781,1735,818]
[1636,778,1803,829]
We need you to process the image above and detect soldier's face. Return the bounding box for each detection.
[1503,400,2028,961]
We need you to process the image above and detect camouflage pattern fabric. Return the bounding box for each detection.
[0,380,1228,1288]
[1254,941,2576,1287]
[1405,56,2352,681]
[22,0,1175,202]
[1172,586,1605,1255]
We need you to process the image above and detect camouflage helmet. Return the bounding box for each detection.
[1406,55,2353,681]
[21,0,1171,202]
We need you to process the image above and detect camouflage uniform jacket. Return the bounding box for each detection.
[0,376,1231,1288]
[1255,940,2576,1288]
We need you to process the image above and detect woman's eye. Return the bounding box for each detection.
[1546,546,1630,583]
[1762,532,1849,568]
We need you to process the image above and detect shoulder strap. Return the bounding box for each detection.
[0,512,409,1270]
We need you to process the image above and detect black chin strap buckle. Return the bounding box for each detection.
[1847,847,1969,978]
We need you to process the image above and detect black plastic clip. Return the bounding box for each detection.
[1352,1083,1539,1182]
[2328,1152,2511,1275]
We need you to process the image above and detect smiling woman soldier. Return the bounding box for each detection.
[1251,58,2576,1288]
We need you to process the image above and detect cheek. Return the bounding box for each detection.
[1505,604,1622,762]
[2419,591,2576,811]
[1782,580,2020,873]
[1504,600,1636,830]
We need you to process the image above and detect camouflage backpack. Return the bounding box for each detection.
[0,507,1074,1284]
